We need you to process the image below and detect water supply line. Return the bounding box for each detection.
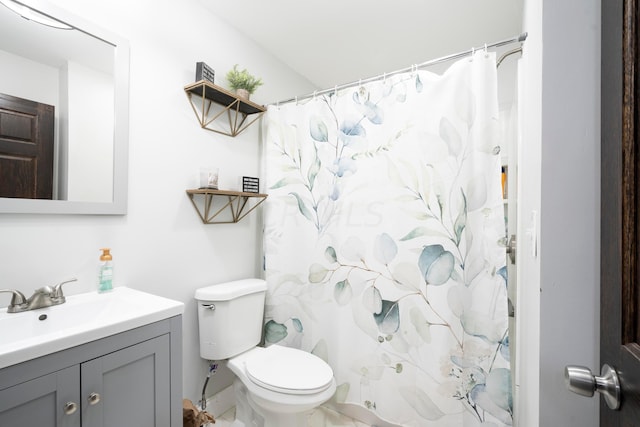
[199,361,219,410]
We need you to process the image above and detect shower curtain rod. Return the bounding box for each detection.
[272,32,528,106]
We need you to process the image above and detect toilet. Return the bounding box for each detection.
[195,278,336,427]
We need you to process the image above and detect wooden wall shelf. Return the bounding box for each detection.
[184,80,266,137]
[186,189,267,224]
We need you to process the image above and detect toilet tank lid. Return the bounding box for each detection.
[194,278,267,301]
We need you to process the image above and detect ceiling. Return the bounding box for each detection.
[202,0,524,90]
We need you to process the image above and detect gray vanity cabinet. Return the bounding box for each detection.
[0,365,80,427]
[0,316,182,427]
[81,335,171,426]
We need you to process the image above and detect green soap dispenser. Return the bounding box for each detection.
[98,248,113,293]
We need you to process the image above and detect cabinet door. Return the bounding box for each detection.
[81,335,171,427]
[0,365,80,427]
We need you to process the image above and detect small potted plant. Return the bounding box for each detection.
[225,64,263,100]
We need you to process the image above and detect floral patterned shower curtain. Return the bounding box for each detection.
[262,52,511,426]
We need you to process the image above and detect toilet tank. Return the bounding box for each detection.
[195,278,267,360]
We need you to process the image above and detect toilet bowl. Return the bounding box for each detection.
[228,345,336,413]
[195,279,336,427]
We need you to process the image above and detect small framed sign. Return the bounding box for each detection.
[196,62,215,83]
[242,176,259,193]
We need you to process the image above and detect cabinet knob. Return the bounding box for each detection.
[63,401,78,415]
[88,392,101,405]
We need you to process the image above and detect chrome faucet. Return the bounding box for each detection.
[49,278,77,304]
[0,278,77,313]
[0,289,28,313]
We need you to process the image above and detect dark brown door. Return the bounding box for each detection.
[601,0,640,423]
[0,93,54,199]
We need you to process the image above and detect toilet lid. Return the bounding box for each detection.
[245,345,333,395]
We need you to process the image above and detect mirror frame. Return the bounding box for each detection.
[0,0,129,215]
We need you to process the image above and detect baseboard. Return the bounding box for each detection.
[204,385,235,418]
[324,401,403,427]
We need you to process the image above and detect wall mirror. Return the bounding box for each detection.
[0,0,129,214]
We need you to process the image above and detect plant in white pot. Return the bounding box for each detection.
[225,64,263,100]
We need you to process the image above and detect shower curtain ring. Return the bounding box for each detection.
[484,43,488,57]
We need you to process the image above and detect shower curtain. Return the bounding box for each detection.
[262,51,511,426]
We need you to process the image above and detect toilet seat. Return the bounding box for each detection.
[245,345,334,395]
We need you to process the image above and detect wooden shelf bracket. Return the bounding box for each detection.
[184,80,266,137]
[186,189,267,224]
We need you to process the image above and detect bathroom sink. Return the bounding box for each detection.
[0,287,183,369]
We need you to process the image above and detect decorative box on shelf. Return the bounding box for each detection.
[242,176,259,193]
[195,61,215,83]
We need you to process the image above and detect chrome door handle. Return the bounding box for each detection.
[88,392,101,405]
[565,364,621,410]
[498,235,517,264]
[63,401,78,415]
[506,234,516,264]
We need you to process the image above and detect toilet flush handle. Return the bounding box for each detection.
[202,304,216,311]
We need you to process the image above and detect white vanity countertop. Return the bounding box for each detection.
[0,287,184,369]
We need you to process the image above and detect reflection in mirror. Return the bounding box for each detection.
[0,0,129,214]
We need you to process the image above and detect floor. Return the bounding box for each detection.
[210,405,371,427]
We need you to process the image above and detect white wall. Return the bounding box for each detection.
[66,61,114,202]
[518,0,601,425]
[0,49,60,105]
[0,0,315,404]
[517,2,542,425]
[540,0,600,423]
